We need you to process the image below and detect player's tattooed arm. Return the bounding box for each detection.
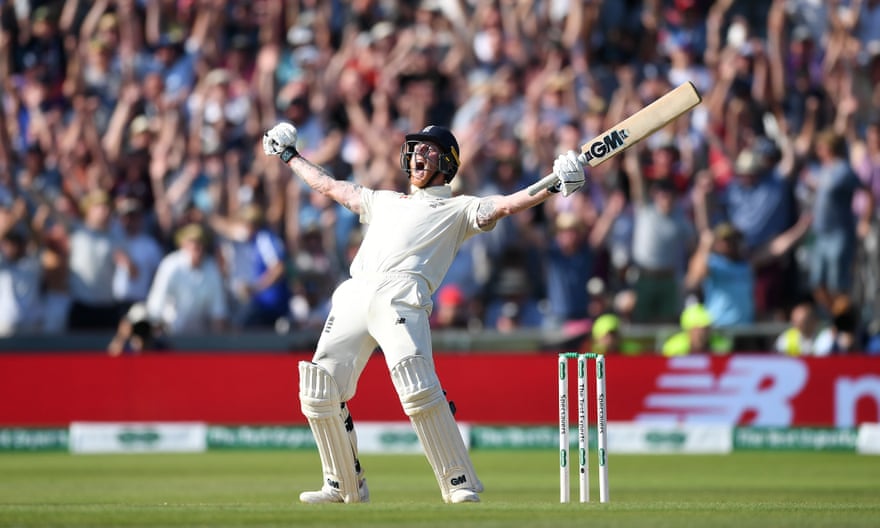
[290,157,363,214]
[476,198,498,228]
[476,185,554,227]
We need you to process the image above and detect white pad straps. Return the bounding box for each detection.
[299,361,361,503]
[390,356,483,503]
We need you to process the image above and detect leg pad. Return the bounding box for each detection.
[299,361,361,503]
[390,356,483,502]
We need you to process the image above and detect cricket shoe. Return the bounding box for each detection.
[299,478,370,504]
[448,488,480,503]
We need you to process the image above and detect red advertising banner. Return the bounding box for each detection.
[1,353,878,427]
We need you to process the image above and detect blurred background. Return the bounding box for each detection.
[1,0,879,358]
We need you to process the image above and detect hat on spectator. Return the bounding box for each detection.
[204,68,231,87]
[175,223,208,247]
[420,0,445,12]
[32,6,53,23]
[681,304,712,331]
[555,211,582,233]
[735,150,760,175]
[238,203,264,226]
[713,222,742,241]
[98,13,118,31]
[370,21,395,42]
[592,314,620,340]
[129,115,151,136]
[586,94,607,115]
[156,28,184,49]
[125,302,150,324]
[545,70,574,92]
[79,189,111,214]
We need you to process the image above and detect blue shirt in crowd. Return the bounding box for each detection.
[703,253,755,327]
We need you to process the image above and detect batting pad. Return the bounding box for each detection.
[390,356,483,502]
[299,361,361,503]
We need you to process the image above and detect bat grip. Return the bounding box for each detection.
[526,153,587,196]
[526,173,559,196]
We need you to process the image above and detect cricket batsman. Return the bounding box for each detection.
[263,122,586,503]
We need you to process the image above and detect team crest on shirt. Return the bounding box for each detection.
[398,194,443,208]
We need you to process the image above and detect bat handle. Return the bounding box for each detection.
[526,173,559,196]
[526,153,588,196]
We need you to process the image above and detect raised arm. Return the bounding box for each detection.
[287,156,364,215]
[263,122,364,215]
[475,151,586,228]
[475,186,557,229]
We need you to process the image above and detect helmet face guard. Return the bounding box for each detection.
[399,125,460,183]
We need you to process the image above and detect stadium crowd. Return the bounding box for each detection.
[1,0,879,355]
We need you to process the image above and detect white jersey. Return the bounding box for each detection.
[350,185,494,293]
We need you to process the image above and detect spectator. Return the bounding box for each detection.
[850,119,880,325]
[722,139,797,319]
[112,198,163,311]
[431,284,472,330]
[543,211,594,329]
[624,151,695,324]
[107,302,168,356]
[290,223,337,323]
[814,295,864,355]
[145,223,227,335]
[800,130,875,314]
[215,203,291,329]
[0,0,876,351]
[483,257,543,333]
[662,303,733,356]
[590,313,620,355]
[582,313,643,356]
[0,231,42,336]
[685,222,755,328]
[866,320,880,355]
[67,189,130,330]
[775,300,823,356]
[686,213,813,328]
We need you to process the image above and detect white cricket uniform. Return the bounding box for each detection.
[312,185,494,400]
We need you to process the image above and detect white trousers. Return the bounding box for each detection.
[311,273,435,401]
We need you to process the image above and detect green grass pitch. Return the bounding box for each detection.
[1,450,879,527]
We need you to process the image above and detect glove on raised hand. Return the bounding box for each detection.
[549,150,586,197]
[262,122,300,162]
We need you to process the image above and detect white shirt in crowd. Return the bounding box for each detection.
[0,253,42,336]
[68,225,122,305]
[145,250,228,334]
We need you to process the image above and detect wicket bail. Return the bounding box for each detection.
[558,352,609,504]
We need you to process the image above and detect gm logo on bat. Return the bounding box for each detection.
[582,129,630,162]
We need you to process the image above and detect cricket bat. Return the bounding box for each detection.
[527,81,702,195]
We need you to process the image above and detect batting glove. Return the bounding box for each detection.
[262,122,300,162]
[549,151,586,197]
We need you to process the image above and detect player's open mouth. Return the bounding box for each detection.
[415,161,426,171]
